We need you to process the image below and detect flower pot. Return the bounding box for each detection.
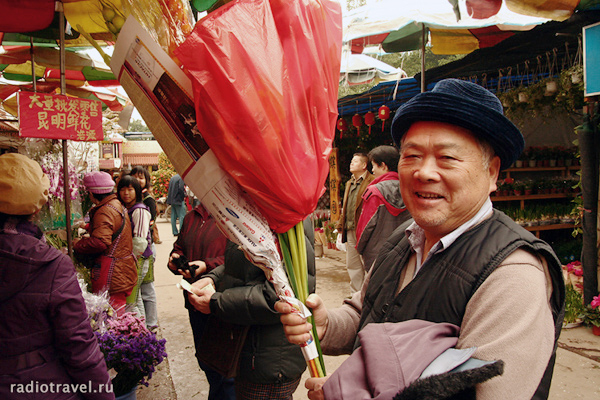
[549,159,557,167]
[116,387,137,400]
[528,160,536,168]
[518,92,529,103]
[524,189,533,196]
[563,321,582,329]
[592,325,600,336]
[315,243,323,257]
[515,160,523,168]
[545,80,558,95]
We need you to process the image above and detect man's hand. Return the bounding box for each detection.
[187,277,216,314]
[274,294,328,345]
[187,260,207,279]
[306,377,329,400]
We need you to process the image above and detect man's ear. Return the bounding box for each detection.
[488,156,501,193]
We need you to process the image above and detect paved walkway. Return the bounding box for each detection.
[138,218,600,399]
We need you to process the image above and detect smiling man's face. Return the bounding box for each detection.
[398,121,500,243]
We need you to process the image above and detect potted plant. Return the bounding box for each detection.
[522,147,537,167]
[512,181,524,196]
[515,152,527,168]
[522,179,534,195]
[563,282,585,328]
[582,295,600,336]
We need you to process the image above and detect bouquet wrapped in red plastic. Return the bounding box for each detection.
[176,0,342,233]
[175,0,342,377]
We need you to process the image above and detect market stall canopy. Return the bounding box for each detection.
[419,10,600,87]
[0,0,56,33]
[0,0,120,43]
[340,52,407,85]
[0,46,118,87]
[343,0,550,55]
[338,77,423,117]
[338,9,600,116]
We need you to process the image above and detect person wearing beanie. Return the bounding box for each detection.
[276,79,565,399]
[0,153,114,399]
[74,170,137,312]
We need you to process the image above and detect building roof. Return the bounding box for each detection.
[122,153,159,167]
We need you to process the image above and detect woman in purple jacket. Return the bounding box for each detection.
[0,153,114,399]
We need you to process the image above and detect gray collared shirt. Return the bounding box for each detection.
[406,198,493,276]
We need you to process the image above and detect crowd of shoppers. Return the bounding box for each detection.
[1,79,570,400]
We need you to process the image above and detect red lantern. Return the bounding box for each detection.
[352,113,362,135]
[337,117,348,139]
[378,105,390,132]
[364,111,375,135]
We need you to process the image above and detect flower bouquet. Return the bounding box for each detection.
[174,0,342,377]
[78,275,167,397]
[95,312,167,396]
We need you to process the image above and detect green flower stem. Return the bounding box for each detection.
[279,222,326,376]
[278,233,299,296]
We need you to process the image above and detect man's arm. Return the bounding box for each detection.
[457,248,555,400]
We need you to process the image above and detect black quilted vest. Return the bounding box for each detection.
[359,210,565,399]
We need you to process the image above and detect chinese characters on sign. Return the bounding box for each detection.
[17,92,103,141]
[328,149,341,223]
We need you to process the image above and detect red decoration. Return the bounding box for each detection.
[337,117,348,139]
[378,104,390,132]
[466,0,502,19]
[352,113,362,135]
[364,111,375,135]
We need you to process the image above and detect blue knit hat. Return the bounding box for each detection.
[391,79,524,170]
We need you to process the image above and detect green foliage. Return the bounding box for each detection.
[564,283,585,324]
[345,0,366,11]
[128,119,150,132]
[380,48,465,78]
[338,48,465,99]
[497,66,585,127]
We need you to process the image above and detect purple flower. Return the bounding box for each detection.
[95,312,167,396]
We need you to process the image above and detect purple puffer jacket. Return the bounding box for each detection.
[0,217,114,400]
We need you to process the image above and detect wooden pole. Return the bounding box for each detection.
[421,24,426,93]
[58,1,73,258]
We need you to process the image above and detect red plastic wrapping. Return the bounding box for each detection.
[175,0,342,233]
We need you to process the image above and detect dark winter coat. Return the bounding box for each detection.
[205,220,316,384]
[360,211,565,399]
[169,204,228,310]
[0,216,114,400]
[166,174,186,205]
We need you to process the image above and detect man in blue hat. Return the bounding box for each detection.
[276,79,565,399]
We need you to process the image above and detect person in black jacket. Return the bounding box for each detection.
[188,219,316,400]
